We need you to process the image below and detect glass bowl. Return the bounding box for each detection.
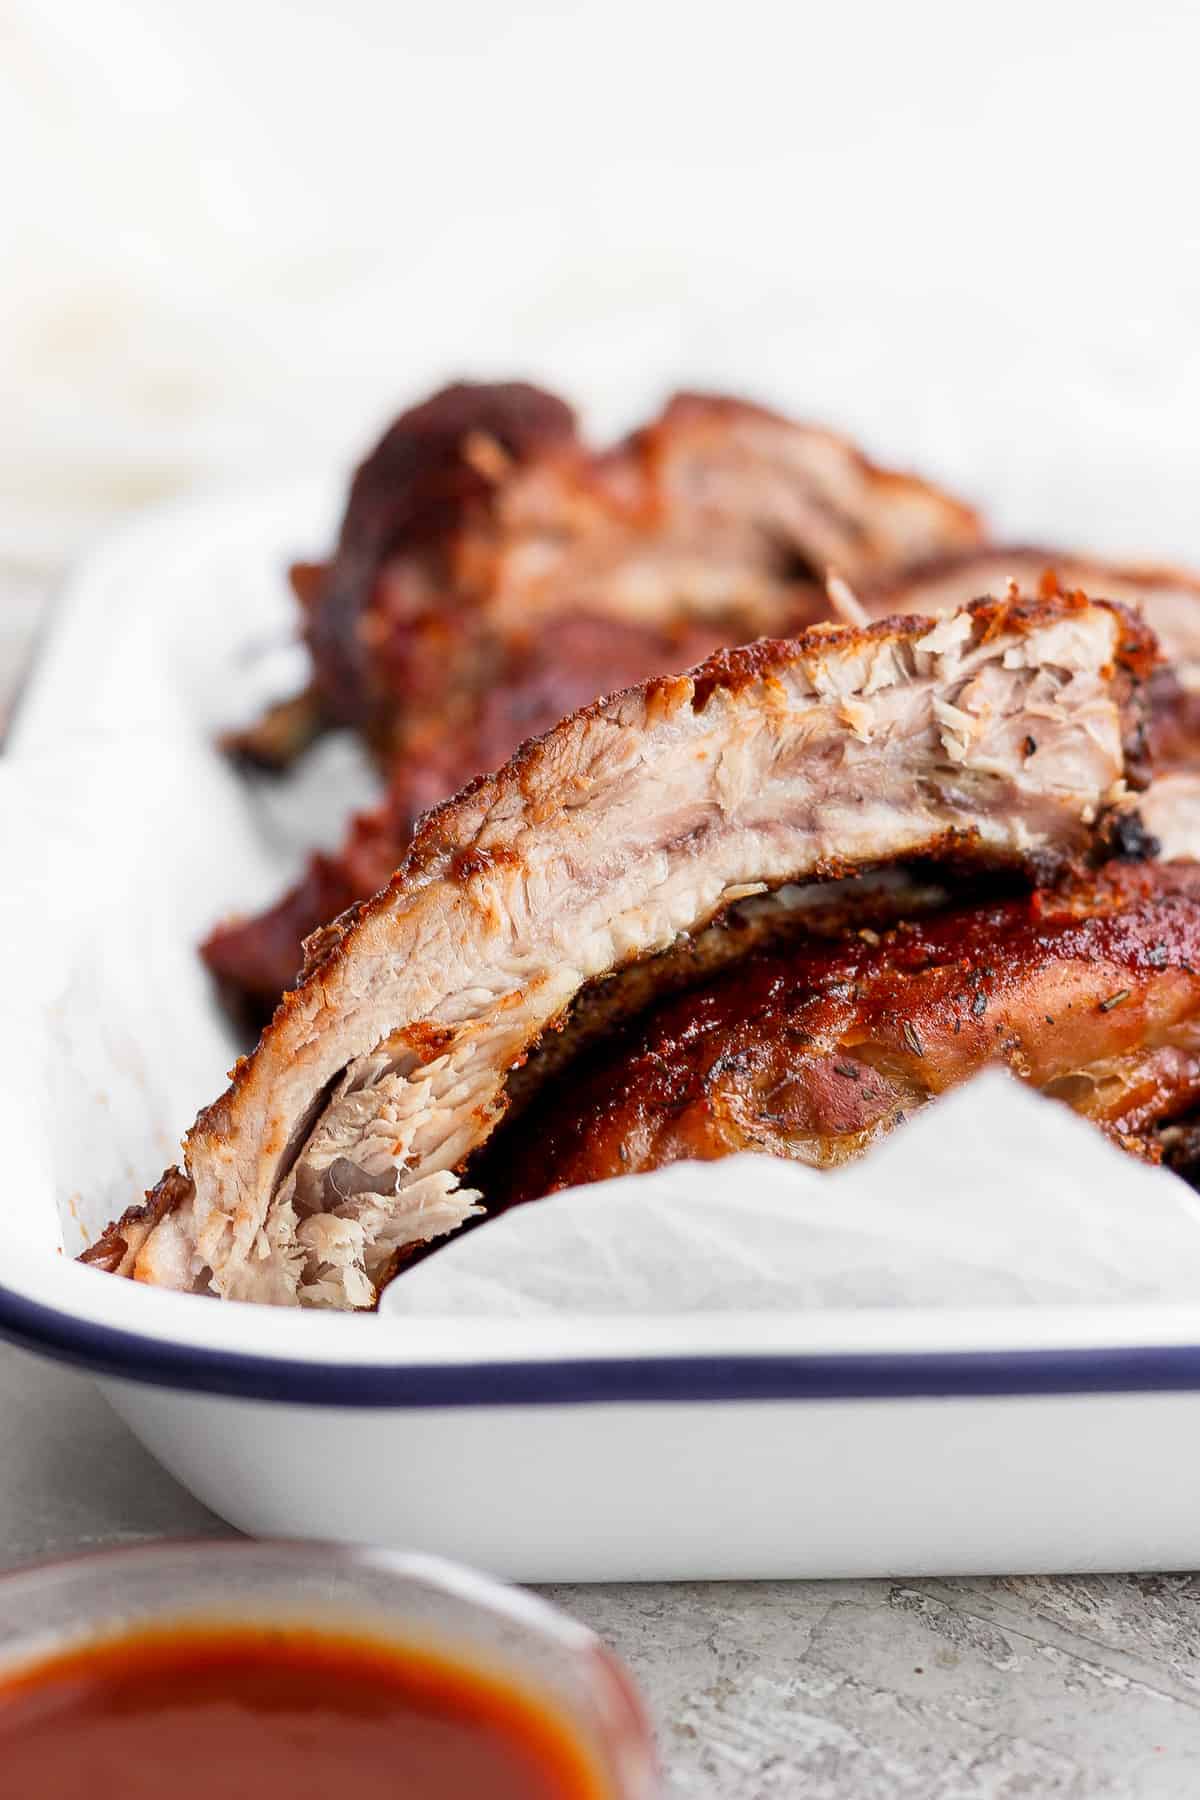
[0,1538,658,1797]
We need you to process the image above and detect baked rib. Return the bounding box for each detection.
[479,862,1200,1207]
[206,383,982,1008]
[84,593,1151,1307]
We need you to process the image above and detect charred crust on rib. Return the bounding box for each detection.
[1100,809,1163,864]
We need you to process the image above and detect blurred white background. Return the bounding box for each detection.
[2,0,1199,579]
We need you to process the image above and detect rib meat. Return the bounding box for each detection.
[862,546,1200,860]
[863,548,1200,690]
[864,548,1200,776]
[286,384,986,759]
[478,862,1200,1207]
[205,383,983,1008]
[84,593,1152,1307]
[1140,771,1200,864]
[205,611,752,1008]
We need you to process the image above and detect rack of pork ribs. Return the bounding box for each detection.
[78,381,1200,1308]
[202,382,986,1011]
[86,577,1200,1309]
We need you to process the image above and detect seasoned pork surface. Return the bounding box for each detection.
[85,594,1151,1308]
[479,863,1200,1207]
[206,382,982,1008]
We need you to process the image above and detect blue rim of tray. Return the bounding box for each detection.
[4,1278,1200,1407]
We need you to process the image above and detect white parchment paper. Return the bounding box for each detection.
[4,473,1200,1321]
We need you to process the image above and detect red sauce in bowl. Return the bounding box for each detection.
[0,1623,613,1798]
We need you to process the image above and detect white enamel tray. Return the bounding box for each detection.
[5,481,1200,1580]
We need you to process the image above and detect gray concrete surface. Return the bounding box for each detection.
[2,1343,1198,1796]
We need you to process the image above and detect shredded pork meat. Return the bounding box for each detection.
[863,549,1200,690]
[861,549,1200,863]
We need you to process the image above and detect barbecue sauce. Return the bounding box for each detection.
[0,1623,612,1798]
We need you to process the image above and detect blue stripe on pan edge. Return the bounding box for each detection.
[4,1280,1200,1407]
